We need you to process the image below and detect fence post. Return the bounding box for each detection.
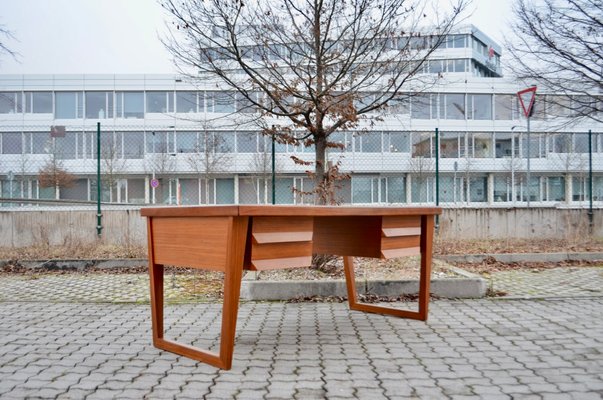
[435,128,440,230]
[96,122,103,236]
[588,129,593,234]
[271,131,276,205]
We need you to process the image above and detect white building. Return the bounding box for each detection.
[0,26,601,206]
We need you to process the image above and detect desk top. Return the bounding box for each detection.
[141,205,442,218]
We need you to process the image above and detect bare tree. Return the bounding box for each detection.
[161,0,467,203]
[186,129,232,204]
[249,144,285,204]
[101,133,129,202]
[0,23,18,62]
[507,0,602,122]
[38,141,75,200]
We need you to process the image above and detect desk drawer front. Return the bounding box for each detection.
[381,216,421,258]
[250,217,313,270]
[150,216,230,270]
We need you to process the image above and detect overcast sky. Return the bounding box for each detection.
[0,0,515,75]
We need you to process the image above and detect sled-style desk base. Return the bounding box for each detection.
[141,205,441,370]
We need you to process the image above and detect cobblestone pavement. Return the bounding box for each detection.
[491,267,603,298]
[1,265,602,303]
[0,274,218,304]
[0,299,602,399]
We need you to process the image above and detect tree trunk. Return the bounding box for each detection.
[314,134,327,205]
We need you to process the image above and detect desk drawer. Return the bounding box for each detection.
[249,216,313,270]
[381,216,421,258]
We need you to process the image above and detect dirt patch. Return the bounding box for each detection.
[454,257,602,275]
[252,257,457,281]
[434,238,603,255]
[1,238,601,281]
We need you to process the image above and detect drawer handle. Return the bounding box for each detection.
[251,256,313,270]
[253,231,313,244]
[381,247,421,259]
[382,227,421,237]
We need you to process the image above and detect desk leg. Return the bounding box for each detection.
[148,217,248,370]
[343,215,434,321]
[149,263,164,342]
[343,256,424,320]
[418,214,434,321]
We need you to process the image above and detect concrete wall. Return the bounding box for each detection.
[0,207,601,248]
[0,208,146,248]
[438,208,602,240]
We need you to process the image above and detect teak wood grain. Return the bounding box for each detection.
[151,216,230,271]
[142,205,441,370]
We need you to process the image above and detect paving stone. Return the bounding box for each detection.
[0,297,602,399]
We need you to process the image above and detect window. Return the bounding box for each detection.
[352,177,373,203]
[236,92,258,113]
[386,176,405,203]
[237,132,258,153]
[429,60,444,75]
[470,132,493,158]
[439,132,461,158]
[146,91,174,113]
[574,133,590,153]
[216,179,235,204]
[548,134,571,153]
[31,132,50,154]
[275,178,294,204]
[78,132,94,159]
[411,176,435,203]
[60,179,88,201]
[547,176,565,201]
[521,134,544,158]
[495,95,515,120]
[546,95,571,118]
[210,92,235,113]
[145,131,172,153]
[495,133,515,158]
[2,132,22,154]
[176,91,198,113]
[327,132,349,153]
[412,132,434,158]
[55,92,83,119]
[386,95,409,114]
[85,92,113,119]
[25,92,53,113]
[384,131,410,153]
[176,131,198,153]
[0,92,22,113]
[354,132,381,153]
[123,132,145,159]
[444,93,465,120]
[493,176,511,202]
[468,94,492,120]
[116,92,144,118]
[239,177,260,204]
[55,132,77,159]
[410,94,431,119]
[469,177,487,202]
[440,176,464,203]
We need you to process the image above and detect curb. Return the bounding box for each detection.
[0,259,148,270]
[439,252,603,264]
[241,266,488,300]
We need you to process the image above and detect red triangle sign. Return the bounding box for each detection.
[517,86,537,117]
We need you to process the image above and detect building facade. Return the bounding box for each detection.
[0,26,601,207]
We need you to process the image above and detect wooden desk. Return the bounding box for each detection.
[141,205,441,369]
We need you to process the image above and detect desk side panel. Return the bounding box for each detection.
[150,216,230,271]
